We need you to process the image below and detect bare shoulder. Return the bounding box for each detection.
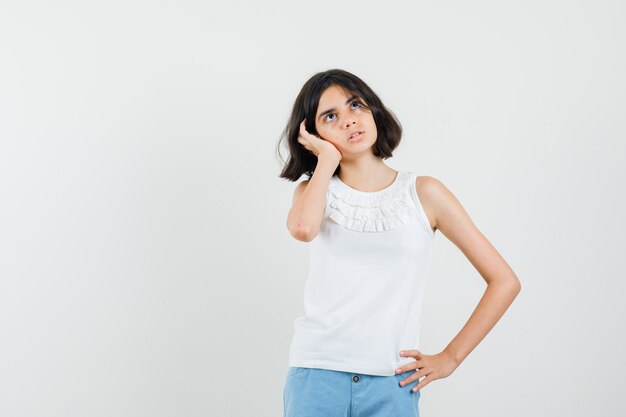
[415,174,476,234]
[414,175,455,232]
[292,179,310,204]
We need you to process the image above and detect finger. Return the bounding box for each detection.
[395,367,407,375]
[411,375,429,392]
[298,135,310,146]
[297,137,312,152]
[399,370,421,387]
[400,349,421,357]
[299,121,317,139]
[395,363,418,374]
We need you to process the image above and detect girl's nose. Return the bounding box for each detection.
[345,119,356,128]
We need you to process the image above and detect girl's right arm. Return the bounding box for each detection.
[287,156,339,241]
[286,120,342,242]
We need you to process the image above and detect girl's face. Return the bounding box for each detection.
[314,85,377,156]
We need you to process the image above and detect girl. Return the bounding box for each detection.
[277,69,521,417]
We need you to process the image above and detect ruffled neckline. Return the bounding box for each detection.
[335,170,401,195]
[327,171,414,232]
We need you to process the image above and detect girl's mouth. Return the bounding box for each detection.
[347,132,364,142]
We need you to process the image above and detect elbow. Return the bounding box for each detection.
[288,224,318,242]
[490,275,521,295]
[509,276,522,296]
[286,212,321,242]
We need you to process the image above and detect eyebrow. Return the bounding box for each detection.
[317,95,360,121]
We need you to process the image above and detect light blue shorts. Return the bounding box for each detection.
[283,367,421,417]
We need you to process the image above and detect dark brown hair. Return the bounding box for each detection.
[276,69,403,181]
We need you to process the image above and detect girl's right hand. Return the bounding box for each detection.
[297,120,342,162]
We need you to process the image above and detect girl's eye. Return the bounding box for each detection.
[324,101,362,123]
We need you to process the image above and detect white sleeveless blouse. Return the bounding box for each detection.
[288,170,435,376]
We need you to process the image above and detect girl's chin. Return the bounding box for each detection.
[340,143,375,154]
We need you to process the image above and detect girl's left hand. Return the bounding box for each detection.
[396,349,459,392]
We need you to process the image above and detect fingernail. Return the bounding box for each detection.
[395,369,401,374]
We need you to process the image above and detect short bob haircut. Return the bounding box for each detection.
[276,69,402,182]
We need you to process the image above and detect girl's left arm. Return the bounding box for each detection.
[398,176,521,392]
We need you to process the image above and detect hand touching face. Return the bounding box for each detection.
[297,119,342,162]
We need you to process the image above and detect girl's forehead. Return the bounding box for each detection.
[320,85,354,101]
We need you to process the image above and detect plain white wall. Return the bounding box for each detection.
[1,1,624,416]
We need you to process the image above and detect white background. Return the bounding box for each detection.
[1,1,624,416]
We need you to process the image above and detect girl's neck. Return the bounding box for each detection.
[337,159,397,192]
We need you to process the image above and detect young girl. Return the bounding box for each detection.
[277,69,521,417]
